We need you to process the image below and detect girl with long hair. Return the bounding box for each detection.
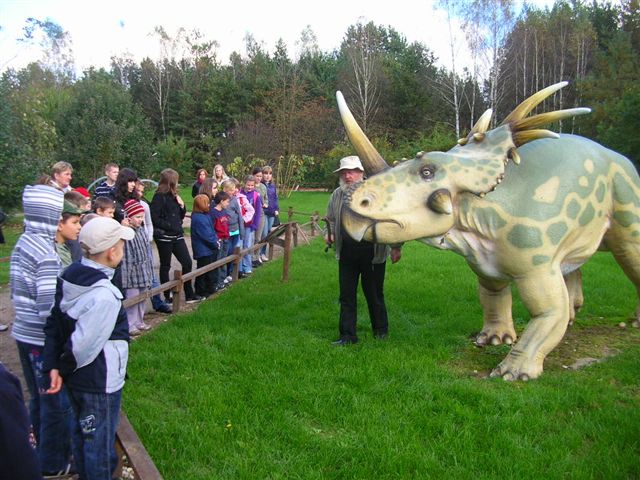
[150,168,203,304]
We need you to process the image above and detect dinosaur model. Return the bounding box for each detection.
[336,82,640,380]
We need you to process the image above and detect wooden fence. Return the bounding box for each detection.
[116,219,324,479]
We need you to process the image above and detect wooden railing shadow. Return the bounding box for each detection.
[115,220,323,479]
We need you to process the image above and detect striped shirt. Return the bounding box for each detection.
[11,185,64,346]
[94,181,116,200]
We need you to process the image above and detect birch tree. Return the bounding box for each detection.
[341,21,384,132]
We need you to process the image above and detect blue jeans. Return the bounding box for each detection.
[226,234,240,277]
[147,244,168,310]
[241,230,255,273]
[16,341,73,472]
[260,215,276,255]
[67,388,122,480]
[218,239,230,284]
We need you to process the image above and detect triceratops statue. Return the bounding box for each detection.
[337,82,640,380]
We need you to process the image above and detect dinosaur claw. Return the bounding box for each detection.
[518,373,530,381]
[489,335,501,345]
[503,335,513,345]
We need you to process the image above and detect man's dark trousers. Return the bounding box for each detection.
[338,242,388,342]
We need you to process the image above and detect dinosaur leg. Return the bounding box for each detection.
[564,269,584,326]
[606,241,640,328]
[491,270,569,381]
[475,277,516,346]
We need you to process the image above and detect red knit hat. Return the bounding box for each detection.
[124,199,145,218]
[73,186,91,198]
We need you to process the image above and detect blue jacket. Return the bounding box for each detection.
[43,258,129,394]
[263,182,279,216]
[191,212,219,259]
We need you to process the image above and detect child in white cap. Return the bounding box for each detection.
[43,216,134,480]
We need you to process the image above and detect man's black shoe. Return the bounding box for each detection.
[331,338,357,346]
[155,304,172,314]
[374,332,388,340]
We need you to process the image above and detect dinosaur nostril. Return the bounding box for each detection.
[360,198,371,208]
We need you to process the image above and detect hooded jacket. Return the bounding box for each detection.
[43,258,129,394]
[10,185,63,346]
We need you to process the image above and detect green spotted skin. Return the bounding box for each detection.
[343,132,640,380]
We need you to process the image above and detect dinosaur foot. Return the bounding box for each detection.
[489,354,543,381]
[474,329,516,347]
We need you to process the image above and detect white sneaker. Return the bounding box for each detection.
[224,276,232,284]
[260,254,269,262]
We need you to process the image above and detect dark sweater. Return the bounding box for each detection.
[150,192,186,238]
[0,364,41,479]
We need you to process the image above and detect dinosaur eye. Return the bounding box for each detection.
[420,164,436,180]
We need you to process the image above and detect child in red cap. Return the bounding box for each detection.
[121,199,153,334]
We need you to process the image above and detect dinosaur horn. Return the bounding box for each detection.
[512,108,592,132]
[501,81,569,125]
[513,129,559,146]
[336,91,389,175]
[470,109,493,134]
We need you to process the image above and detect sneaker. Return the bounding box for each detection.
[252,261,262,268]
[154,304,172,314]
[260,254,269,262]
[139,323,152,331]
[0,324,8,332]
[186,295,205,304]
[129,329,142,336]
[224,276,233,284]
[43,463,74,479]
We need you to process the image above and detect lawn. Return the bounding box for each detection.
[124,235,640,479]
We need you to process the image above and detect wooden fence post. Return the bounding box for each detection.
[232,246,241,281]
[288,206,294,222]
[282,223,292,282]
[311,211,320,236]
[172,270,183,312]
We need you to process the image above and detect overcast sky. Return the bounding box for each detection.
[1,0,556,74]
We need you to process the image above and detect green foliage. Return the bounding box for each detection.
[275,154,309,198]
[597,86,640,165]
[124,236,640,479]
[153,133,194,181]
[0,69,58,205]
[224,156,267,182]
[54,68,155,184]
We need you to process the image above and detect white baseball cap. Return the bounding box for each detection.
[79,217,135,254]
[333,155,364,173]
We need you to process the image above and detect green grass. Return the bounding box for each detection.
[124,239,640,479]
[0,222,22,287]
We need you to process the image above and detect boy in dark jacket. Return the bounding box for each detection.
[43,217,134,480]
[191,194,220,297]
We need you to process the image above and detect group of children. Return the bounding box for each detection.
[190,166,280,298]
[7,160,279,479]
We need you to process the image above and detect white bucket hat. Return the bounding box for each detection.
[333,155,364,173]
[80,217,135,254]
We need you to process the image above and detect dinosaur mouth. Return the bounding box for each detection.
[341,207,401,243]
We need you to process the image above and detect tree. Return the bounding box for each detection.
[54,69,155,184]
[339,21,386,133]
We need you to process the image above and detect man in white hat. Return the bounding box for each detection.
[325,156,402,345]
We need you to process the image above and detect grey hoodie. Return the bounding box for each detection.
[11,185,63,346]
